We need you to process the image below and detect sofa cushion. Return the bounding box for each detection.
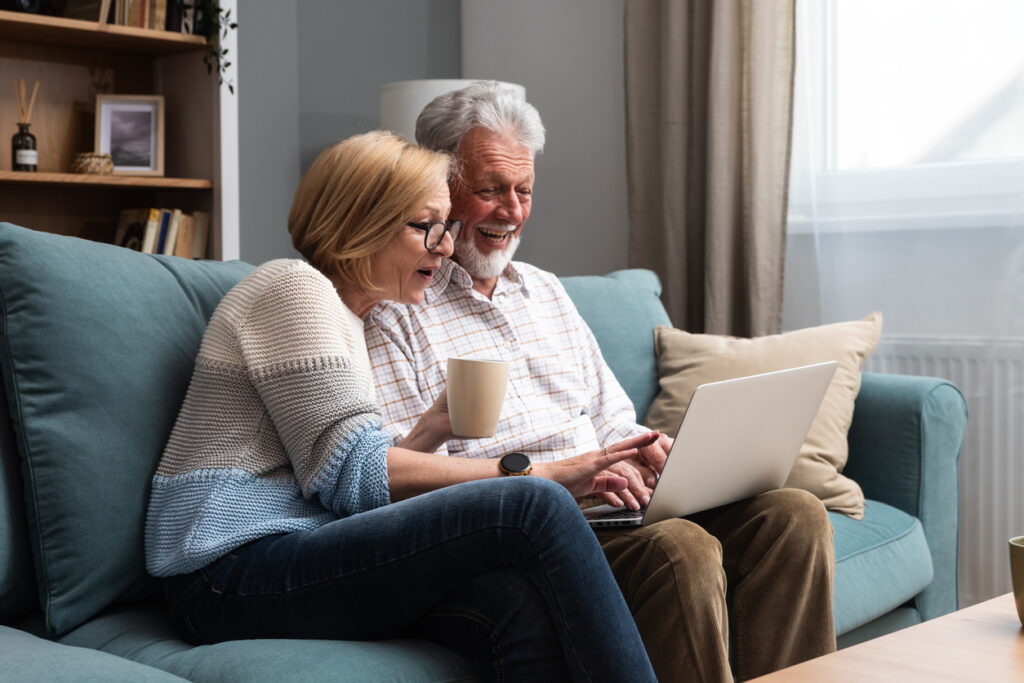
[60,603,481,682]
[643,314,882,518]
[0,223,253,635]
[560,269,672,418]
[0,624,185,681]
[830,500,934,635]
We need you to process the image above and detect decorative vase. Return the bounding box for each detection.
[11,122,37,172]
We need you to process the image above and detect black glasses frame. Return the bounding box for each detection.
[406,220,462,251]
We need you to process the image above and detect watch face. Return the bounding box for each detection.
[501,452,531,474]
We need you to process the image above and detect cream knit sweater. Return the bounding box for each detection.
[145,259,391,577]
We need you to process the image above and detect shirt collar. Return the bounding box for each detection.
[425,258,527,304]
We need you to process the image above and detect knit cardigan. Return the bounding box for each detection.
[145,259,392,577]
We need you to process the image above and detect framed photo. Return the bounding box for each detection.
[94,94,165,176]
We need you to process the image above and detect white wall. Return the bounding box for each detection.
[461,0,628,276]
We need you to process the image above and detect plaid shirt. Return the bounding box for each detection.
[365,258,646,462]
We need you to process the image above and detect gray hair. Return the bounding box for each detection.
[415,80,546,156]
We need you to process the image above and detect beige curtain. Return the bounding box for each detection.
[624,0,796,336]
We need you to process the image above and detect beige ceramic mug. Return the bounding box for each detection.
[1010,536,1024,627]
[446,357,509,438]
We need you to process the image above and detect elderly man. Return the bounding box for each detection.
[365,81,835,682]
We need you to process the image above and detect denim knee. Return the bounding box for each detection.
[479,476,577,516]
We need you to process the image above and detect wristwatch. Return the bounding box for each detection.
[499,452,532,476]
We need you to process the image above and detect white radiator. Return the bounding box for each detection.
[865,336,1024,608]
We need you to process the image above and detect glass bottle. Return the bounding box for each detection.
[12,123,37,172]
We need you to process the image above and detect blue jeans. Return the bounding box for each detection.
[163,477,655,682]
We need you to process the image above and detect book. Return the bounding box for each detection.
[114,208,150,251]
[148,0,167,30]
[139,208,163,253]
[181,2,194,33]
[63,0,112,22]
[191,210,210,259]
[153,209,172,254]
[127,0,141,27]
[162,208,183,255]
[164,0,180,31]
[173,213,195,258]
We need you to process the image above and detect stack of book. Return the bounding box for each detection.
[63,0,193,33]
[114,208,210,259]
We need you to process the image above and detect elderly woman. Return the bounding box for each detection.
[144,131,657,681]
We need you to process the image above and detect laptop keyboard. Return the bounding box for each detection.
[598,508,646,520]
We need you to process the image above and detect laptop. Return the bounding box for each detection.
[584,361,838,528]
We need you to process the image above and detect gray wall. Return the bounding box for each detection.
[238,0,627,276]
[294,0,462,172]
[461,0,628,276]
[237,0,301,264]
[238,0,461,265]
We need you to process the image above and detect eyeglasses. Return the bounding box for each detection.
[406,219,462,251]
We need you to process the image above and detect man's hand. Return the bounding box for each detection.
[596,432,672,510]
[638,432,672,476]
[599,460,655,510]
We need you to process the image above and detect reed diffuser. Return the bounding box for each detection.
[12,78,40,172]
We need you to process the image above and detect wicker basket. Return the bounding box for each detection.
[71,152,114,175]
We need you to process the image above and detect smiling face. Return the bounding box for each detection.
[345,181,453,317]
[450,126,535,297]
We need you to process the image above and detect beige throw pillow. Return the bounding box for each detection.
[643,313,882,519]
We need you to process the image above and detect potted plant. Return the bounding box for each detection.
[181,0,237,94]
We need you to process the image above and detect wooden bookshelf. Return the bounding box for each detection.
[0,170,211,188]
[0,3,238,259]
[0,9,205,53]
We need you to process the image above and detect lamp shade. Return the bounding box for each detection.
[380,79,526,142]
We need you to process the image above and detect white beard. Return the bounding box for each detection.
[454,231,521,280]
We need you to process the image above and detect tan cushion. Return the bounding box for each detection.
[643,313,882,519]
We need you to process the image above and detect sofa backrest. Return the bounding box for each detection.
[0,224,670,633]
[0,375,35,623]
[0,224,253,634]
[560,269,672,419]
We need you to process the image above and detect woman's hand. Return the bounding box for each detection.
[399,389,452,453]
[533,431,661,499]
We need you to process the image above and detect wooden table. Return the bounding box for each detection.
[752,593,1024,682]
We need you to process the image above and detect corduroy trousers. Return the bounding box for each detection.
[595,488,836,682]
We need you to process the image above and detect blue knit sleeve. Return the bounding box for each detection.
[308,421,392,517]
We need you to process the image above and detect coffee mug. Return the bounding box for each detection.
[1010,536,1024,627]
[446,357,509,438]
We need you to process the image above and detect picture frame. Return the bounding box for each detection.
[94,94,165,176]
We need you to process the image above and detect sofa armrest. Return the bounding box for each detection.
[844,372,967,620]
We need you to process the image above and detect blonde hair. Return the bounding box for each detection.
[288,130,452,290]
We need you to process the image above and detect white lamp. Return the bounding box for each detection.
[379,79,526,142]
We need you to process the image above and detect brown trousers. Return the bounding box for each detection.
[595,488,836,682]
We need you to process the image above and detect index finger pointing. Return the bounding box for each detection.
[607,431,660,454]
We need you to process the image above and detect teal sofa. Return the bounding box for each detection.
[0,223,967,680]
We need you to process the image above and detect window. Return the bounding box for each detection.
[788,0,1024,233]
